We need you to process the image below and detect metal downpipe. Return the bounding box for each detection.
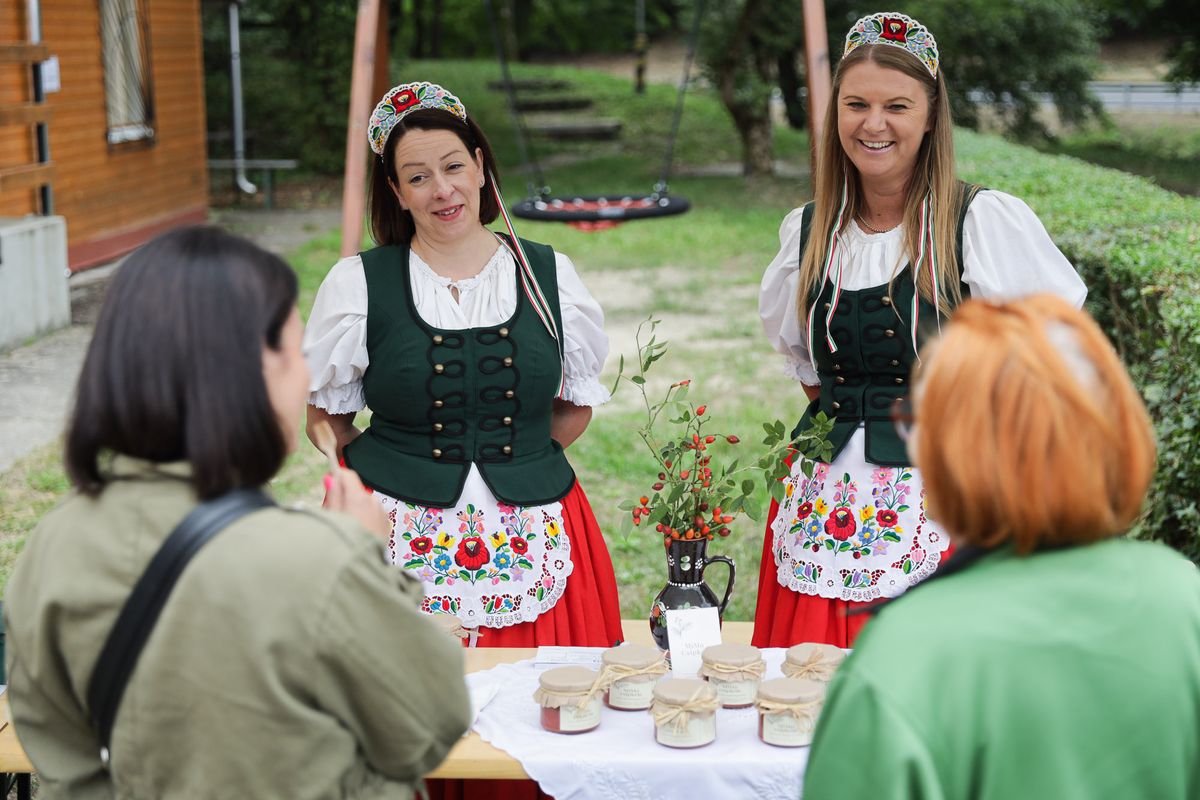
[228,0,256,194]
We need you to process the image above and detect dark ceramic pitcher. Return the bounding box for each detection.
[647,538,735,650]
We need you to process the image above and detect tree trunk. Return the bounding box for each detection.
[430,0,442,59]
[411,0,425,59]
[501,0,520,64]
[777,49,808,130]
[714,0,775,177]
[733,106,775,176]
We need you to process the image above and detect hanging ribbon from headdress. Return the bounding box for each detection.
[490,172,566,397]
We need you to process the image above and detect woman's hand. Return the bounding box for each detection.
[323,467,390,538]
[550,399,592,448]
[307,406,361,460]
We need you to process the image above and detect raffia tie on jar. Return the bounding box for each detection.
[781,643,846,683]
[597,644,669,711]
[534,666,603,734]
[755,678,827,747]
[650,678,721,748]
[699,643,766,708]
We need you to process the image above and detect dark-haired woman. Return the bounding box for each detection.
[4,226,469,798]
[304,82,622,650]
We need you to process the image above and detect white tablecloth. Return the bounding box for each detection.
[467,648,810,800]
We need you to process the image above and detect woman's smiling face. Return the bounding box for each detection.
[836,60,932,191]
[389,128,485,243]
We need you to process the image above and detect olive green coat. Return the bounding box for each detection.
[4,457,470,799]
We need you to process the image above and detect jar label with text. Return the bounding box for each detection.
[656,713,716,748]
[609,679,655,710]
[712,676,759,706]
[761,712,815,747]
[559,698,601,732]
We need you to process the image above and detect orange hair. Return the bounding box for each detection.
[912,295,1156,553]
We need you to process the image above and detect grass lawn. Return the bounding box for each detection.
[1034,112,1200,197]
[0,58,819,624]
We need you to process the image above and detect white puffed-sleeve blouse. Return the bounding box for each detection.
[303,243,612,411]
[759,189,1088,385]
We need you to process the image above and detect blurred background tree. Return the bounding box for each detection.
[203,0,1194,177]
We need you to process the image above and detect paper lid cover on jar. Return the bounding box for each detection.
[699,643,766,680]
[783,643,846,681]
[534,666,601,708]
[701,643,763,667]
[652,677,719,707]
[757,677,826,705]
[602,643,666,669]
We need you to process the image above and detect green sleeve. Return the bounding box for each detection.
[803,666,945,800]
[312,537,471,782]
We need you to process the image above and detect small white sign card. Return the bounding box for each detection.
[664,606,723,677]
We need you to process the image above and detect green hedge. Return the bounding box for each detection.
[956,129,1200,560]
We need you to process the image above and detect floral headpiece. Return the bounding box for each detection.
[368,81,468,156]
[843,12,939,78]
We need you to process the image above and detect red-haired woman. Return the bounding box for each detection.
[804,295,1200,799]
[754,12,1086,647]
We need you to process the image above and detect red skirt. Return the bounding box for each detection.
[751,497,872,648]
[427,479,620,800]
[751,496,956,649]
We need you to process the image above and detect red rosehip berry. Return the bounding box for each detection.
[726,435,740,444]
[696,405,707,416]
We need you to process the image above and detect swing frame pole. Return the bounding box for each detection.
[801,0,832,176]
[341,0,390,258]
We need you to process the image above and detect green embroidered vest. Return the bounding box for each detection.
[793,184,982,467]
[343,235,575,508]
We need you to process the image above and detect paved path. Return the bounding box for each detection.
[0,208,340,474]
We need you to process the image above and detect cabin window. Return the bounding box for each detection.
[99,0,155,144]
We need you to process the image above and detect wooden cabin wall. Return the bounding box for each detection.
[0,1,209,269]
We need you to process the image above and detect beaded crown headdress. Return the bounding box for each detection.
[843,12,939,78]
[368,81,468,156]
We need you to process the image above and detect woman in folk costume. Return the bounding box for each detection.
[753,12,1087,648]
[303,82,623,655]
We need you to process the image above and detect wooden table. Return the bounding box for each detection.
[0,691,33,800]
[429,619,752,780]
[0,619,753,787]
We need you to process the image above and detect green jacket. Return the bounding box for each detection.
[4,457,470,799]
[804,538,1200,799]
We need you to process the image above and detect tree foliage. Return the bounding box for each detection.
[1084,0,1199,84]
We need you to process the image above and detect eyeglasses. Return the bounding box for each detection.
[891,396,915,442]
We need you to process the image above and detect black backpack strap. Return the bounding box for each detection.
[87,488,274,764]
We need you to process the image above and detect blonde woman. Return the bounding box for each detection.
[804,295,1200,798]
[754,11,1087,647]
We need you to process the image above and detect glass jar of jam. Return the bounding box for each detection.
[650,678,719,749]
[534,666,602,734]
[782,642,846,683]
[755,678,826,747]
[699,643,765,708]
[599,644,668,711]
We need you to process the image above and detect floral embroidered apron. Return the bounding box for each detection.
[770,430,950,602]
[379,468,572,629]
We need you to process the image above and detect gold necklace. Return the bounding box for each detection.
[857,215,899,234]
